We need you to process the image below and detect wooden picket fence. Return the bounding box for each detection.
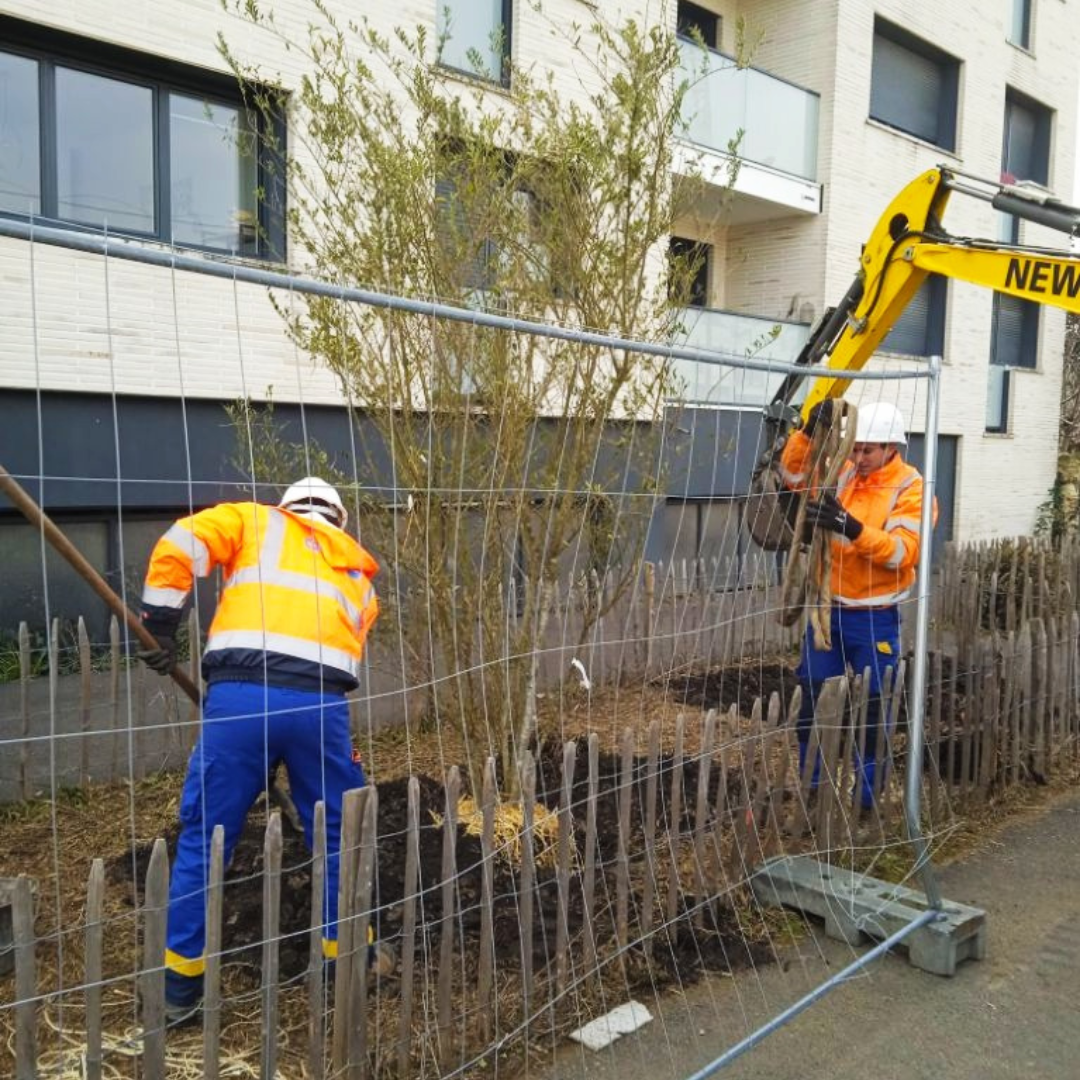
[0,555,801,802]
[927,532,1080,822]
[4,665,1079,1076]
[6,536,1080,1076]
[5,674,915,1080]
[934,533,1080,638]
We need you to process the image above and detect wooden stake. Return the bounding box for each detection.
[78,616,92,787]
[85,860,105,1080]
[261,812,283,1080]
[141,840,169,1080]
[437,767,460,1066]
[556,740,577,994]
[307,805,327,1080]
[478,758,497,1042]
[348,789,377,1080]
[18,623,31,799]
[582,733,600,978]
[665,714,685,924]
[332,788,365,1073]
[640,721,660,945]
[519,754,536,1031]
[693,710,716,927]
[13,876,36,1080]
[204,826,225,1080]
[397,779,420,1079]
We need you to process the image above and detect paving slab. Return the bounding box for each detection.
[532,789,1080,1080]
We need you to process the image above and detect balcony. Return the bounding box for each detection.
[676,38,822,223]
[672,307,811,407]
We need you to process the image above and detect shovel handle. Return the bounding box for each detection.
[0,464,202,706]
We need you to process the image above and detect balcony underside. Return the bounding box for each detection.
[675,142,823,225]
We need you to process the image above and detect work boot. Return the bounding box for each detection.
[369,941,396,979]
[165,996,203,1028]
[164,970,203,1028]
[324,940,397,985]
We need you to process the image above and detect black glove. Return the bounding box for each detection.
[137,634,177,675]
[803,493,863,540]
[803,399,834,436]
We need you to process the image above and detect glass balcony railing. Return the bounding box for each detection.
[672,307,811,406]
[679,38,819,182]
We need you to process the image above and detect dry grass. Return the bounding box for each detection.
[3,681,1079,1078]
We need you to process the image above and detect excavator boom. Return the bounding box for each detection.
[771,166,1080,420]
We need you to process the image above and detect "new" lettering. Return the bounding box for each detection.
[1005,257,1080,298]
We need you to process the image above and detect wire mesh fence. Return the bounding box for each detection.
[6,222,1065,1079]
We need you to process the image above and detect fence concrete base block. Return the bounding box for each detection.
[750,855,987,978]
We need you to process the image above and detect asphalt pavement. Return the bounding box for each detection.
[534,789,1080,1080]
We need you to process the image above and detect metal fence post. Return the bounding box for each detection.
[906,354,944,910]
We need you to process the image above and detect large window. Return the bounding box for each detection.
[0,18,283,258]
[0,51,41,217]
[880,274,947,357]
[437,1,512,84]
[870,20,959,151]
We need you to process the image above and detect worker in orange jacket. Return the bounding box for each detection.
[780,400,935,807]
[138,477,380,1025]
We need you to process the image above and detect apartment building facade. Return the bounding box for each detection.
[0,0,1076,634]
[670,0,1078,547]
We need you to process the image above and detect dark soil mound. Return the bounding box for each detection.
[662,662,801,712]
[109,738,764,992]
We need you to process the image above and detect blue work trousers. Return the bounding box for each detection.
[796,605,901,802]
[166,680,365,976]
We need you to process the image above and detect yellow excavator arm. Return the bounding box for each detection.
[770,166,1080,422]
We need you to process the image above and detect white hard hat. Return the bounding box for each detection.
[279,477,348,529]
[855,401,907,446]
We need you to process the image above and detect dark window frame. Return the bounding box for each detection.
[870,18,960,152]
[0,15,286,260]
[436,0,514,88]
[669,236,712,308]
[1008,0,1032,50]
[985,367,1012,434]
[986,290,1038,434]
[676,2,722,49]
[1002,87,1052,187]
[880,273,948,357]
[990,291,1040,370]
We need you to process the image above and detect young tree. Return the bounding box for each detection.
[1058,314,1080,453]
[222,4,708,792]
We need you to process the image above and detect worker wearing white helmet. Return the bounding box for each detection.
[279,475,349,529]
[137,477,386,1024]
[780,398,936,808]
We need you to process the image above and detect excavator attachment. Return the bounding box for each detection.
[746,165,1080,553]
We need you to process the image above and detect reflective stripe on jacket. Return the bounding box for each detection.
[780,430,935,607]
[141,502,378,692]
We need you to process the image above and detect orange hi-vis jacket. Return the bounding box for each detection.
[780,430,933,607]
[141,502,379,693]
